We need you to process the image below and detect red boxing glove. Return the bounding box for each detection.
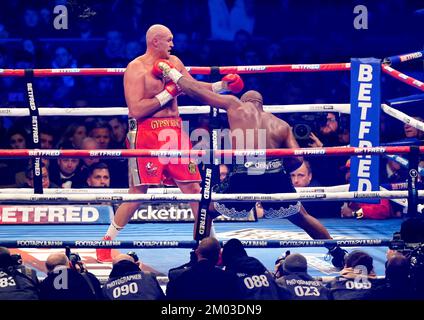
[152,59,174,78]
[222,74,244,93]
[155,82,182,107]
[212,74,244,94]
[152,59,183,84]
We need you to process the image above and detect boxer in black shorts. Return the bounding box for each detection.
[157,65,348,268]
[214,158,301,219]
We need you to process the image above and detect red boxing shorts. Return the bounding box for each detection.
[127,117,201,186]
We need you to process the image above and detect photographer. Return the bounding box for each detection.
[370,252,415,300]
[274,252,330,300]
[0,247,39,300]
[103,253,165,300]
[300,112,348,187]
[39,252,103,300]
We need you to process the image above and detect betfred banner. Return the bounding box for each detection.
[0,205,112,224]
[350,58,381,203]
[130,203,255,222]
[0,204,254,224]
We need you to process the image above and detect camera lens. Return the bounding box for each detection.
[294,124,311,140]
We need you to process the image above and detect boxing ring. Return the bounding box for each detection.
[0,50,423,281]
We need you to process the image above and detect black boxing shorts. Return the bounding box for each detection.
[213,159,301,219]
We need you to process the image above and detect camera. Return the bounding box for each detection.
[127,251,139,263]
[390,218,424,294]
[288,113,327,147]
[69,252,86,273]
[10,254,23,266]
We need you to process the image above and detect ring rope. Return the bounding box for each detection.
[2,184,411,209]
[0,184,350,195]
[381,65,424,92]
[0,190,422,203]
[0,239,393,249]
[0,103,351,117]
[382,103,424,131]
[387,93,424,105]
[383,50,424,66]
[0,145,419,158]
[0,62,351,77]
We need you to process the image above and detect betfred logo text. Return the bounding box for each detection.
[0,206,100,224]
[28,150,61,157]
[291,64,320,70]
[236,66,266,72]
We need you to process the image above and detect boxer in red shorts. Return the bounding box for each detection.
[97,24,243,262]
[127,117,201,186]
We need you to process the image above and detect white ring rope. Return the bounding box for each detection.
[0,104,351,117]
[381,103,424,132]
[0,184,350,195]
[1,184,408,208]
[0,190,422,203]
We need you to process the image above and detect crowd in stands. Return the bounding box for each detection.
[1,237,423,300]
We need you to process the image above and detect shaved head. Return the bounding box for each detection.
[113,254,135,265]
[241,90,263,103]
[46,253,69,272]
[196,237,221,264]
[241,90,263,108]
[146,24,172,44]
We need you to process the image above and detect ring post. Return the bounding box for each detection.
[349,57,381,203]
[24,69,43,194]
[407,145,420,217]
[194,68,220,241]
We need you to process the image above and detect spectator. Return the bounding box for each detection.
[308,112,348,186]
[20,162,58,189]
[290,161,342,218]
[0,23,9,38]
[22,8,41,38]
[219,164,229,182]
[103,254,165,300]
[39,125,56,168]
[326,250,384,300]
[275,252,330,300]
[0,127,30,187]
[341,160,393,219]
[51,47,77,104]
[81,137,100,167]
[0,247,39,300]
[221,238,284,300]
[72,137,100,188]
[125,40,143,62]
[58,122,87,149]
[403,117,424,141]
[50,158,82,188]
[166,237,245,300]
[40,252,101,300]
[371,252,415,300]
[104,30,126,64]
[208,0,256,41]
[167,250,197,282]
[40,127,55,150]
[86,162,111,188]
[87,119,112,149]
[108,116,128,148]
[88,119,128,187]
